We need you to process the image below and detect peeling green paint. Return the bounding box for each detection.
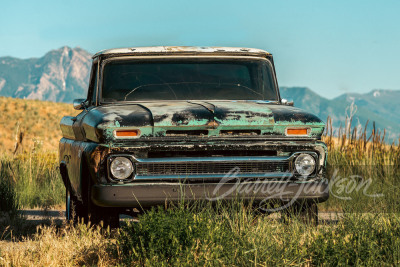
[98,123,324,142]
[155,118,210,127]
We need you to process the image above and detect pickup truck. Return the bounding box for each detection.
[59,46,329,227]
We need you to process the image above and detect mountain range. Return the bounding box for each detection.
[0,46,91,103]
[280,87,400,141]
[0,46,399,141]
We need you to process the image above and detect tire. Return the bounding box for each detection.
[282,202,318,226]
[84,175,119,228]
[66,185,86,224]
[66,185,72,221]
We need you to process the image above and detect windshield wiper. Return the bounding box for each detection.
[123,83,178,101]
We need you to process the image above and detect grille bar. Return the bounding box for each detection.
[136,161,290,176]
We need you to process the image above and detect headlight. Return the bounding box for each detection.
[110,157,134,180]
[294,154,316,176]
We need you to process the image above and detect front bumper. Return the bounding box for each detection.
[91,179,329,208]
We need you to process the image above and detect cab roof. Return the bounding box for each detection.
[93,46,271,59]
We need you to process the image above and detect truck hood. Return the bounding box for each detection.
[80,101,325,142]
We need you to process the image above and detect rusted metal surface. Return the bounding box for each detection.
[59,46,328,206]
[60,101,325,144]
[93,46,271,59]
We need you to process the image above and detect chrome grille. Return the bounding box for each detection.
[136,161,290,176]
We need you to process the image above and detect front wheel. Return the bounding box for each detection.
[85,178,119,228]
[66,185,86,224]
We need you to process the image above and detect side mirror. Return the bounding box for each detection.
[73,99,87,110]
[281,98,294,106]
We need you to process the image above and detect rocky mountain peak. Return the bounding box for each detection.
[0,46,92,103]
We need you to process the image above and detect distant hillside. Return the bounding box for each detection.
[280,87,400,141]
[0,46,91,103]
[0,97,78,153]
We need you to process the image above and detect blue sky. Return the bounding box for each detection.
[1,0,399,99]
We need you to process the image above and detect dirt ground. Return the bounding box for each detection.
[19,209,342,226]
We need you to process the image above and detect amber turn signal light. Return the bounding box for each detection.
[286,128,309,136]
[114,129,140,137]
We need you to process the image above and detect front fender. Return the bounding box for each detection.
[59,138,109,200]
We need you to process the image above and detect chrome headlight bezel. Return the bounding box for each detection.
[294,153,317,177]
[109,156,135,181]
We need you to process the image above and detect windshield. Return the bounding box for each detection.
[101,58,278,102]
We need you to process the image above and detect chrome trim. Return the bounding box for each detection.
[134,172,293,180]
[106,152,319,182]
[292,152,318,177]
[93,47,271,58]
[294,153,317,176]
[132,155,292,163]
[107,154,136,182]
[73,98,86,110]
[281,98,294,106]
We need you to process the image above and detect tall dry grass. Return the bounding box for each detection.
[321,116,400,212]
[0,96,78,153]
[0,151,64,209]
[0,222,118,266]
[323,116,400,165]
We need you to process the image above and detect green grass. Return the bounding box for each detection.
[2,202,399,266]
[321,150,400,213]
[117,203,400,266]
[320,118,400,213]
[0,162,18,214]
[0,151,64,209]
